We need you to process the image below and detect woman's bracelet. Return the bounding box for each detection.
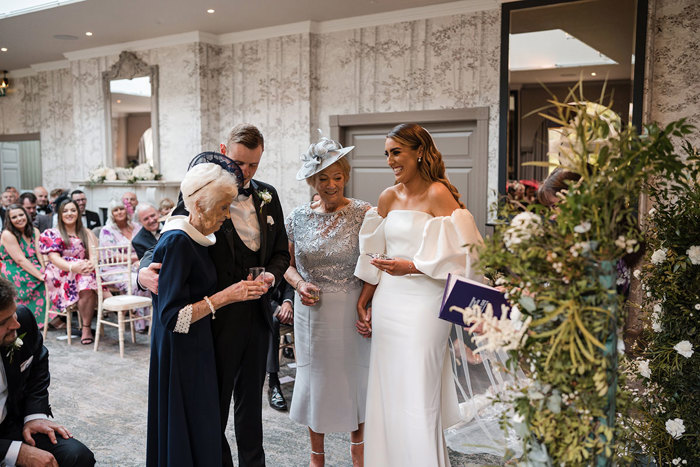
[295,279,305,290]
[203,296,216,320]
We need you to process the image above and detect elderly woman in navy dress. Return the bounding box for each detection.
[146,159,267,467]
[284,138,371,466]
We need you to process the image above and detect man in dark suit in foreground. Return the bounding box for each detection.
[131,204,161,259]
[0,278,95,466]
[139,124,290,466]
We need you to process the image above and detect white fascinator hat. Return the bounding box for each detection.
[296,135,355,180]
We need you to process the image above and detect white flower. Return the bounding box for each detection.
[105,168,117,181]
[637,359,651,378]
[503,212,542,251]
[695,304,700,311]
[647,207,656,217]
[665,418,685,439]
[574,221,592,234]
[633,269,641,280]
[674,340,694,358]
[132,163,156,181]
[650,248,667,265]
[687,245,700,265]
[617,338,625,355]
[653,304,662,314]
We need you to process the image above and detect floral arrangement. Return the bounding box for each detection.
[628,142,699,465]
[466,84,694,465]
[87,163,161,185]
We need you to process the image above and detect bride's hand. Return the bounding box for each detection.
[355,304,372,338]
[370,258,415,276]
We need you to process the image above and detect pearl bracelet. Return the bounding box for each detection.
[295,279,305,290]
[204,296,215,320]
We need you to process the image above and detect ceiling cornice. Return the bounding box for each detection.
[12,0,498,76]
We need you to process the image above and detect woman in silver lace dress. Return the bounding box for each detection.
[284,138,371,466]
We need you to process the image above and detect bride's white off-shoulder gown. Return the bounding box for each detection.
[355,208,483,467]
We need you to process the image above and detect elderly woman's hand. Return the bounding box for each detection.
[355,304,372,338]
[221,280,267,304]
[73,260,94,275]
[297,281,320,307]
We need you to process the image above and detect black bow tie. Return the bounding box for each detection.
[239,186,254,198]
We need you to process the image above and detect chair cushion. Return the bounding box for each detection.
[103,294,152,311]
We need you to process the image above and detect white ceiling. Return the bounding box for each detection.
[0,0,464,71]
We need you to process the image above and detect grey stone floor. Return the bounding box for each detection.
[42,325,503,466]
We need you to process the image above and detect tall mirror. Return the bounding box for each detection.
[103,51,160,171]
[498,0,647,201]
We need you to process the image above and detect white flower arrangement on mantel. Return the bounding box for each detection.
[87,163,162,185]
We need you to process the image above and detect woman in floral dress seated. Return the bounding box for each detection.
[0,204,46,323]
[40,199,98,344]
[99,198,150,331]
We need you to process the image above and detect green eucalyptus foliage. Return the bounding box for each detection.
[476,83,694,466]
[630,142,700,465]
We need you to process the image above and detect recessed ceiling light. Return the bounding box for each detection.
[207,8,215,13]
[591,72,597,76]
[0,48,6,52]
[85,32,93,36]
[116,99,122,104]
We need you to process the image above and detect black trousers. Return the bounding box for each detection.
[213,303,269,467]
[0,423,95,467]
[266,315,281,374]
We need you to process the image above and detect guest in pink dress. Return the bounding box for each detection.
[40,200,98,345]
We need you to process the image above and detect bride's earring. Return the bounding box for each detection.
[418,157,422,163]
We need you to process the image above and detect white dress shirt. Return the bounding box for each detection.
[230,183,261,252]
[1,360,48,466]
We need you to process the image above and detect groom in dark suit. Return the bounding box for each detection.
[139,124,290,467]
[0,278,95,466]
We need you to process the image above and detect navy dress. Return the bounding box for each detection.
[146,229,221,467]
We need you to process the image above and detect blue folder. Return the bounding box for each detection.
[439,273,510,326]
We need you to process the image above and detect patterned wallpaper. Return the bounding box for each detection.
[0,0,696,214]
[646,0,700,148]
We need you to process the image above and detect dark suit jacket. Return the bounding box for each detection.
[269,278,294,311]
[84,210,101,230]
[0,306,52,459]
[34,214,53,233]
[139,179,290,329]
[209,180,290,330]
[132,227,159,260]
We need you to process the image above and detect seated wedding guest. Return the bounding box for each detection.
[40,200,98,345]
[34,186,51,215]
[2,188,18,206]
[147,162,265,467]
[157,198,174,220]
[266,279,294,411]
[99,199,150,332]
[0,278,96,467]
[0,189,15,228]
[0,205,46,324]
[20,192,52,232]
[71,190,101,230]
[49,188,65,206]
[132,204,161,260]
[284,137,371,466]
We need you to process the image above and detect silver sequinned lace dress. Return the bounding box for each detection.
[285,198,371,433]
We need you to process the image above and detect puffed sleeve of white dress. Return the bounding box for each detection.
[414,209,484,281]
[354,207,386,285]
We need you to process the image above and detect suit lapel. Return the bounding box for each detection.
[1,344,21,406]
[250,180,268,263]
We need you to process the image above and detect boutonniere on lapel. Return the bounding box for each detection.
[6,332,26,364]
[257,189,272,213]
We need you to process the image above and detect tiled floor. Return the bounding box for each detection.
[42,325,502,466]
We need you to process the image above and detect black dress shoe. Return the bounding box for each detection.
[268,384,288,411]
[282,347,294,359]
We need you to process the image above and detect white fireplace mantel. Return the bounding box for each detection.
[71,180,180,221]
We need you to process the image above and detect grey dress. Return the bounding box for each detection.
[285,198,371,433]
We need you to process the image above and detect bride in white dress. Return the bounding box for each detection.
[354,123,484,466]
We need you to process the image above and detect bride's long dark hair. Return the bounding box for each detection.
[386,123,464,208]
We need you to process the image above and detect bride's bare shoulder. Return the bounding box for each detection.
[377,186,398,217]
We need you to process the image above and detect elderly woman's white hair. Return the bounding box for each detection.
[106,198,132,226]
[181,163,238,214]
